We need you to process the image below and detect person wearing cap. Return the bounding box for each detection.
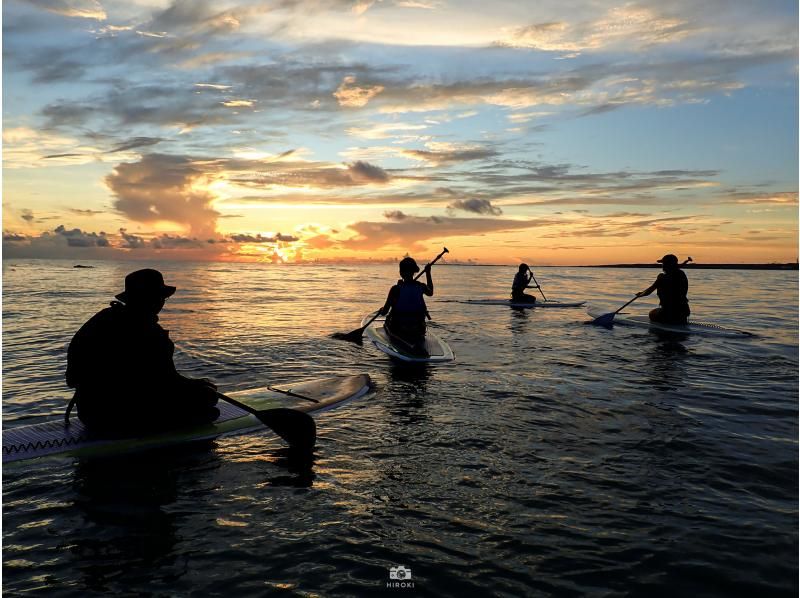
[378,257,434,353]
[65,269,219,436]
[635,254,691,324]
[511,263,538,304]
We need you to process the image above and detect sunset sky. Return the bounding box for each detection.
[2,0,798,264]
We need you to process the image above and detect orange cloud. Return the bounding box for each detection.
[334,75,385,107]
[105,154,220,238]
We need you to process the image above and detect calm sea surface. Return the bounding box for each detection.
[2,259,797,596]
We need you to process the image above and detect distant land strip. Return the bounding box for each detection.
[579,263,799,270]
[438,263,798,270]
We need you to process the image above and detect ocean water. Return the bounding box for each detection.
[2,259,797,596]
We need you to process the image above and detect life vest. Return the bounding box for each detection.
[392,280,427,314]
[656,269,689,310]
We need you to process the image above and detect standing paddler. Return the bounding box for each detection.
[378,256,434,354]
[636,254,691,324]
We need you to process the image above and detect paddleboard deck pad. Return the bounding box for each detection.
[586,307,754,338]
[3,374,372,464]
[361,315,454,363]
[462,299,585,308]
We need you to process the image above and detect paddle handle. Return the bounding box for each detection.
[413,247,449,281]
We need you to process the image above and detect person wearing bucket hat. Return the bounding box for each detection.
[65,269,219,436]
[114,268,176,305]
[378,256,434,353]
[635,254,691,324]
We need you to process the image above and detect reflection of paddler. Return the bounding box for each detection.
[378,257,433,352]
[636,254,691,325]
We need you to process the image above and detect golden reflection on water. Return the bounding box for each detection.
[2,260,798,597]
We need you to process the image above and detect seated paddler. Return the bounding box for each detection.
[378,256,433,352]
[636,254,691,325]
[65,268,219,436]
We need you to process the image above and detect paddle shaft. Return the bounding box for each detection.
[216,391,260,415]
[527,268,547,302]
[612,295,639,315]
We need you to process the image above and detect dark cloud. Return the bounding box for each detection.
[3,232,29,242]
[54,224,110,247]
[348,160,390,183]
[447,198,502,216]
[119,228,147,248]
[40,103,96,128]
[148,0,276,37]
[401,146,498,164]
[540,214,703,239]
[229,159,392,189]
[150,234,208,249]
[69,208,105,215]
[21,209,35,222]
[383,210,408,221]
[29,59,86,84]
[109,137,164,153]
[459,163,722,206]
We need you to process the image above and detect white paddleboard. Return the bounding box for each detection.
[361,315,455,363]
[586,307,754,338]
[462,299,585,308]
[3,374,372,464]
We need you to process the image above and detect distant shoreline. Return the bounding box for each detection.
[576,263,799,270]
[439,263,798,270]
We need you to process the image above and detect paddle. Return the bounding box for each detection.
[216,391,316,451]
[589,295,640,326]
[527,267,548,302]
[332,247,449,343]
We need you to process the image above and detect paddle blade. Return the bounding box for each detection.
[330,327,366,343]
[258,408,317,451]
[590,312,616,326]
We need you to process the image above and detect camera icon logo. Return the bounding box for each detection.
[389,565,412,580]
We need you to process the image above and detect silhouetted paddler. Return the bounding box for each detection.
[636,254,691,324]
[65,269,219,436]
[378,257,433,354]
[511,263,538,303]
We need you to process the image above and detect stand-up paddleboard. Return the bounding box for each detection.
[361,315,455,363]
[3,374,372,464]
[461,299,585,308]
[586,307,754,338]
